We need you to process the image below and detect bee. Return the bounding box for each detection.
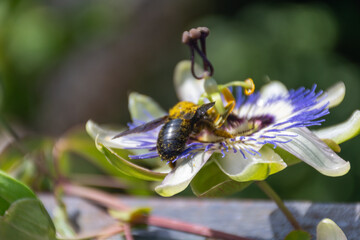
[113,101,232,162]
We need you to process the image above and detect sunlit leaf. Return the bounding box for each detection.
[191,161,251,197]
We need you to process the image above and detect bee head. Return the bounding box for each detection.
[193,102,215,121]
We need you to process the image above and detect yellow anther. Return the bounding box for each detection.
[244,78,255,96]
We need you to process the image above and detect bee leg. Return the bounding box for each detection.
[168,161,175,169]
[197,119,234,139]
[213,87,235,127]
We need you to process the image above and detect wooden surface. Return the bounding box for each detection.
[39,194,359,240]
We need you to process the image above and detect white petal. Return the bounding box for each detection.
[86,120,142,149]
[155,152,211,197]
[319,82,345,108]
[317,218,347,240]
[128,92,166,122]
[214,146,287,182]
[173,60,204,103]
[313,110,360,144]
[260,81,288,99]
[276,128,350,177]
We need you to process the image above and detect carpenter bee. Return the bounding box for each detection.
[113,101,232,162]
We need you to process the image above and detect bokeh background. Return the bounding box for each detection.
[0,0,359,201]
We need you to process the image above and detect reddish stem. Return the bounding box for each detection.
[62,183,129,211]
[62,183,252,240]
[58,223,123,240]
[97,224,124,240]
[135,215,250,240]
[123,223,134,240]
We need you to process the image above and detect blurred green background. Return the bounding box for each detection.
[0,0,359,201]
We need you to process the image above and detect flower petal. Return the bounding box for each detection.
[214,146,287,182]
[99,143,166,181]
[316,218,347,240]
[313,110,360,144]
[319,82,346,108]
[155,152,211,197]
[260,80,288,99]
[276,128,350,177]
[173,60,205,103]
[86,120,139,149]
[128,92,166,122]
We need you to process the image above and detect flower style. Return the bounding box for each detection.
[87,60,360,197]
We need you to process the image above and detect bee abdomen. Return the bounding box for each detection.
[157,118,192,161]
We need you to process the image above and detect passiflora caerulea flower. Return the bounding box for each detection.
[87,61,360,197]
[87,27,360,198]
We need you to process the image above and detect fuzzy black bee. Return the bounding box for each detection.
[113,101,231,162]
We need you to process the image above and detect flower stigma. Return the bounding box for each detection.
[183,27,255,123]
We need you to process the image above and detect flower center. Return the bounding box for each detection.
[193,114,275,143]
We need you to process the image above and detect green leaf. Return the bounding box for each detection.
[100,143,166,181]
[0,170,36,215]
[128,92,166,122]
[0,198,56,240]
[191,161,251,197]
[317,218,347,240]
[285,230,311,240]
[109,207,151,222]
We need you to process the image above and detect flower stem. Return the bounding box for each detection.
[0,115,27,154]
[62,183,251,240]
[0,115,20,141]
[256,181,301,230]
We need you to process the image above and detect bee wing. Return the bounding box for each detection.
[112,116,168,139]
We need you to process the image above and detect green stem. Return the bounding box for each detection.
[0,115,27,154]
[256,181,301,230]
[0,115,20,141]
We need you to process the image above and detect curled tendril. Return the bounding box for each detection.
[244,78,255,96]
